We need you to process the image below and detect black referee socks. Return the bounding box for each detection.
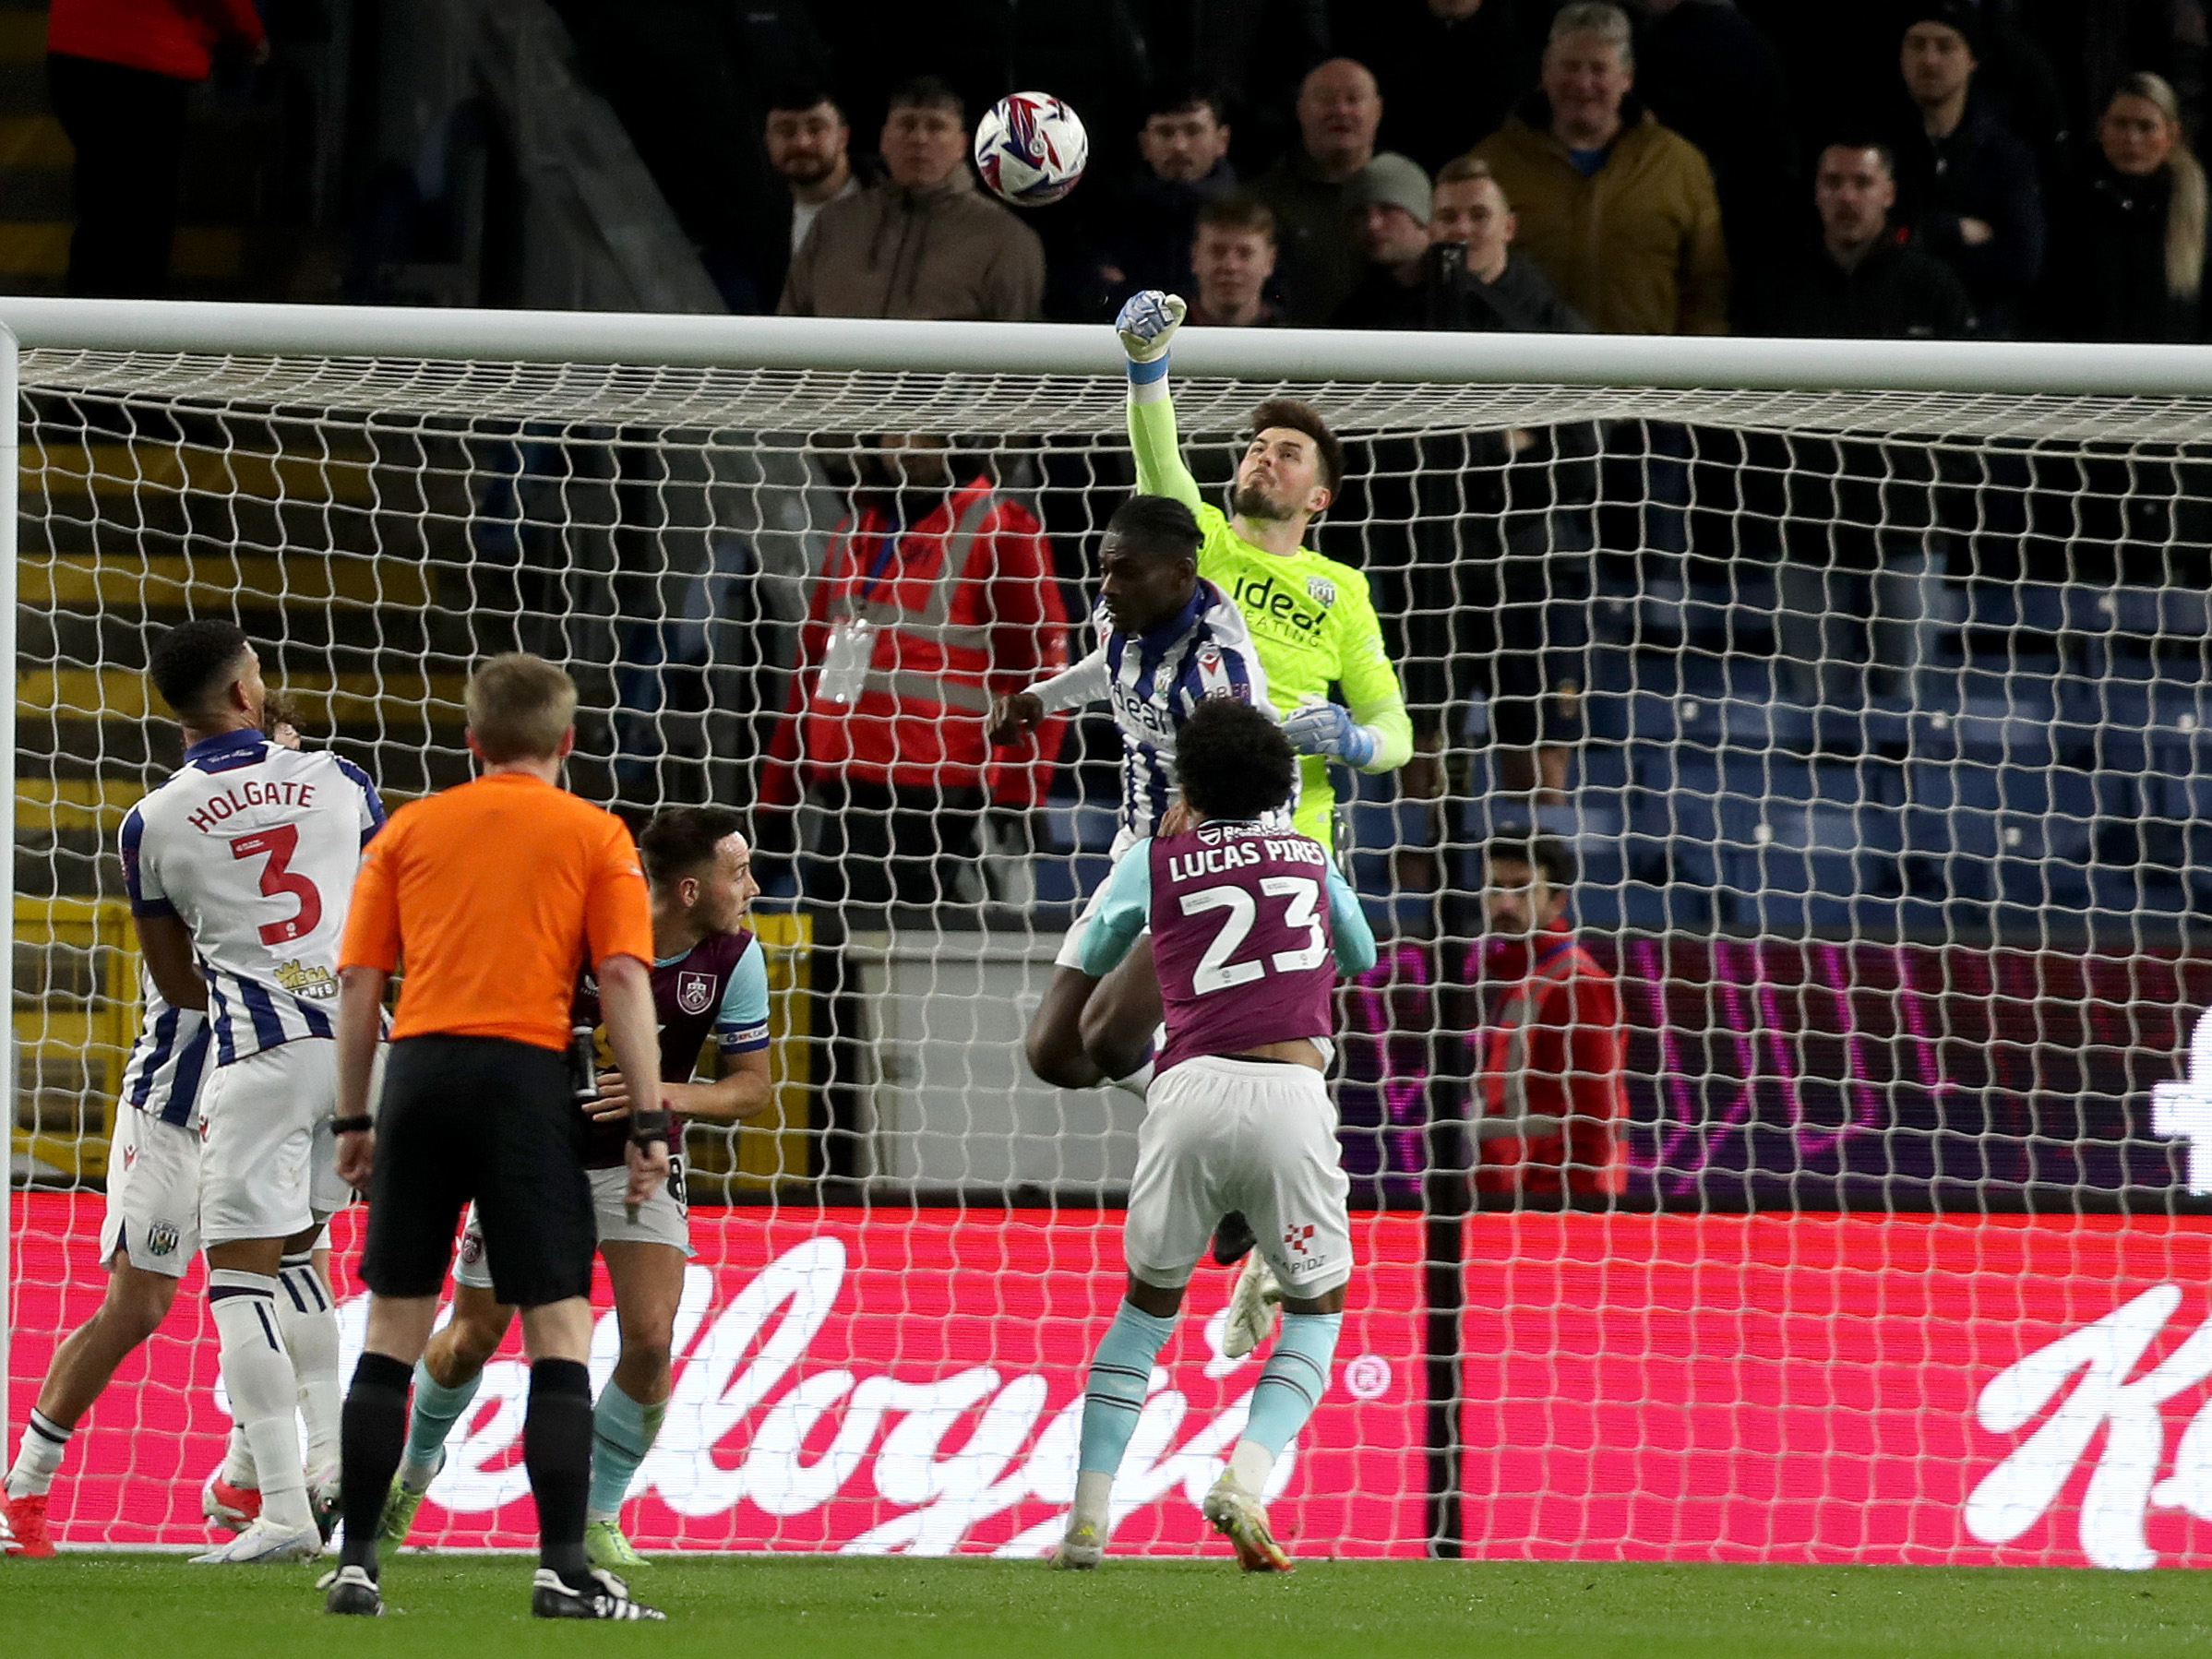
[339,1351,414,1571]
[524,1358,594,1581]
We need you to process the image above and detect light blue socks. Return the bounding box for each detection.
[588,1381,666,1522]
[397,1358,482,1489]
[1228,1311,1344,1494]
[1077,1301,1178,1476]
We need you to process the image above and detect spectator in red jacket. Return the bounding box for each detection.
[758,436,1070,912]
[45,0,266,298]
[1467,833,1626,1199]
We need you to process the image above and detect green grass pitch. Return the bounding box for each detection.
[9,1555,2212,1657]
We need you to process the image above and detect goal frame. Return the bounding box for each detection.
[7,294,2212,1534]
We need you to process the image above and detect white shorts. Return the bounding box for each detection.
[101,1107,203,1277]
[197,1040,352,1245]
[1124,1056,1354,1298]
[452,1155,692,1293]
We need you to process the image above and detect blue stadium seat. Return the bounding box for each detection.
[1718,801,1886,935]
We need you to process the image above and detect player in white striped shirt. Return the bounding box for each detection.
[122,622,384,1564]
[5,704,348,1557]
[989,495,1273,1096]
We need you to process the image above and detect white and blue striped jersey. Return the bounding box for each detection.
[116,969,213,1130]
[1031,579,1273,852]
[121,729,385,1066]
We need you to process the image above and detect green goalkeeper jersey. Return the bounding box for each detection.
[1128,384,1413,850]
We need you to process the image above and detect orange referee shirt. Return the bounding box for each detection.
[339,771,654,1053]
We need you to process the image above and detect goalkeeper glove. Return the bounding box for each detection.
[1117,291,1186,387]
[1283,696,1381,769]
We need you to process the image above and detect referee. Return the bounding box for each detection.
[320,655,668,1620]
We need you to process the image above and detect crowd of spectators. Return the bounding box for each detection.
[582,0,2212,346]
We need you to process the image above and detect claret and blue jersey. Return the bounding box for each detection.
[121,727,385,1067]
[1079,819,1377,1074]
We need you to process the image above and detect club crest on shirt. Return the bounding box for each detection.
[146,1220,181,1259]
[1305,576,1337,608]
[676,971,716,1017]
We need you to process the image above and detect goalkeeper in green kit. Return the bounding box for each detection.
[1115,289,1414,843]
[1082,289,1412,1360]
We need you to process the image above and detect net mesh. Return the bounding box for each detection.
[11,344,2212,1564]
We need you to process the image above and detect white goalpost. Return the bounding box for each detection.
[10,299,2212,1565]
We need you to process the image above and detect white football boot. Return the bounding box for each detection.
[189,1515,322,1565]
[1223,1253,1284,1360]
[1202,1473,1293,1573]
[1047,1522,1104,1570]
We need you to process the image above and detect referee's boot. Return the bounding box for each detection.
[319,1564,385,1617]
[532,1565,666,1620]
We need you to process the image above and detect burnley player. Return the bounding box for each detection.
[988,494,1269,1094]
[123,623,383,1565]
[1053,698,1376,1572]
[377,805,771,1569]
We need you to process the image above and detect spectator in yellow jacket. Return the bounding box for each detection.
[1469,2,1728,336]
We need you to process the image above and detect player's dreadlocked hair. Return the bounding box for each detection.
[640,804,749,888]
[148,618,251,719]
[1176,698,1297,825]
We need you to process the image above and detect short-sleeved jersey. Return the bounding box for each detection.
[1080,819,1378,1075]
[122,729,385,1065]
[117,969,213,1130]
[576,927,771,1168]
[340,771,654,1053]
[1034,578,1275,852]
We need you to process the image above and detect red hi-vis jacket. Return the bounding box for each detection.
[759,475,1070,810]
[1468,921,1629,1198]
[48,0,265,81]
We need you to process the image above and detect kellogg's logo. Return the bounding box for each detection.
[349,1235,1329,1557]
[1967,1283,2212,1570]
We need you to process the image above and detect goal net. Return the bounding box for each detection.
[10,310,2212,1567]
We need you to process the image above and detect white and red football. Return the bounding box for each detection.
[973,91,1089,209]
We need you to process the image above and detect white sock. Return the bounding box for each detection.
[1070,1469,1116,1534]
[276,1251,342,1473]
[208,1269,311,1533]
[6,1409,71,1498]
[221,1424,257,1489]
[1107,1059,1154,1102]
[1227,1439,1274,1495]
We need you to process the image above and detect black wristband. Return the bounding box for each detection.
[331,1115,374,1135]
[628,1107,671,1149]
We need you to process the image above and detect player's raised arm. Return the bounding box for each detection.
[1117,291,1203,513]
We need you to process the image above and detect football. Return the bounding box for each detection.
[973,91,1088,208]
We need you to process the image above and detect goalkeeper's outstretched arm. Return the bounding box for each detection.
[1117,292,1203,513]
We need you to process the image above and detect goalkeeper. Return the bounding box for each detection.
[1115,288,1413,847]
[1089,290,1411,1358]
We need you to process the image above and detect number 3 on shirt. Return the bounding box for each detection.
[230,825,324,946]
[1178,876,1326,995]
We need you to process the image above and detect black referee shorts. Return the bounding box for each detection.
[361,1034,595,1308]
